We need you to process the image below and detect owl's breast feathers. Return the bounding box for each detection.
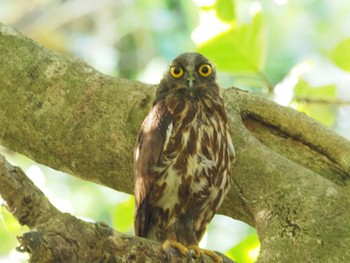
[134,89,235,241]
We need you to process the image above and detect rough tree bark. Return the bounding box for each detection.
[0,23,350,262]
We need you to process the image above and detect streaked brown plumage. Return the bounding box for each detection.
[134,52,235,248]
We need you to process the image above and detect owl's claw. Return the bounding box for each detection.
[162,240,191,262]
[188,245,223,263]
[162,241,224,263]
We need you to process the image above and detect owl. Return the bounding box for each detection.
[134,52,235,260]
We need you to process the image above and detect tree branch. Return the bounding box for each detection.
[0,154,234,263]
[1,22,350,262]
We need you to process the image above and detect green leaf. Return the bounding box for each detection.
[215,0,235,22]
[296,103,335,127]
[1,206,23,235]
[294,79,336,99]
[197,11,266,73]
[293,79,337,126]
[0,206,29,254]
[226,232,260,263]
[112,197,134,233]
[329,38,350,72]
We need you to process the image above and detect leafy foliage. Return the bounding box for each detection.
[198,12,266,73]
[112,197,134,233]
[215,0,236,22]
[293,80,337,126]
[226,232,260,263]
[0,206,29,254]
[329,38,350,72]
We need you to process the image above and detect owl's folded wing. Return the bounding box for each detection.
[134,101,173,237]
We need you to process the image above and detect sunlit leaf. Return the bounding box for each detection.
[226,232,260,263]
[0,206,29,254]
[215,0,235,22]
[329,38,350,72]
[1,206,23,235]
[112,197,134,233]
[293,79,336,126]
[294,79,336,99]
[296,103,335,127]
[197,11,266,73]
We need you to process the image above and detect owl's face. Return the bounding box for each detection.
[158,52,218,98]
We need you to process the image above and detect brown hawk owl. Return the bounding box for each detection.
[134,52,235,259]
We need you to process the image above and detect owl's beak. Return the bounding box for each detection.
[187,75,195,90]
[186,70,196,90]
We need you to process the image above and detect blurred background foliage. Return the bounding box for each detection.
[1,0,350,262]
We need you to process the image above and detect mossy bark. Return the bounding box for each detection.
[1,23,350,262]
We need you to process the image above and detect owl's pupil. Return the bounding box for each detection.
[201,66,209,73]
[174,68,181,74]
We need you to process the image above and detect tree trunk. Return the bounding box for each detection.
[0,23,350,262]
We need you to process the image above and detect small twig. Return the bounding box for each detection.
[231,71,275,94]
[293,97,350,106]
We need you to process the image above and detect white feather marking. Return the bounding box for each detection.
[156,166,181,211]
[163,122,173,151]
[135,145,140,161]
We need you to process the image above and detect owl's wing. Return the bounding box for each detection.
[134,101,172,237]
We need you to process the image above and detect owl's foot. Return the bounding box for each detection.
[162,240,191,262]
[188,245,223,263]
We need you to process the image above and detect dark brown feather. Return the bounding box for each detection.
[134,101,172,237]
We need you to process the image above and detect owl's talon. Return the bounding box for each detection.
[162,240,190,261]
[188,245,201,259]
[188,245,223,263]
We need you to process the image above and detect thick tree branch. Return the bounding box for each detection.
[1,22,350,262]
[0,155,234,263]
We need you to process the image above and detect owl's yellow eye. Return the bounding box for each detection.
[198,63,212,77]
[170,66,184,78]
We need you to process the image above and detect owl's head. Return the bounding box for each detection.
[157,52,218,98]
